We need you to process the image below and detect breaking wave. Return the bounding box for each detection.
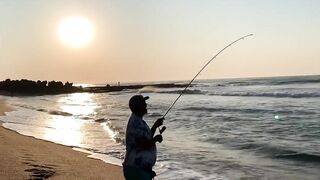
[275,153,320,163]
[182,106,315,115]
[205,140,320,164]
[155,89,320,98]
[182,107,271,114]
[47,110,73,116]
[243,143,320,163]
[271,79,320,85]
[158,89,205,95]
[12,103,73,116]
[208,91,320,98]
[222,76,320,87]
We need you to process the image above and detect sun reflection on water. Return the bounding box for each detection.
[43,93,97,146]
[44,116,83,146]
[59,93,97,116]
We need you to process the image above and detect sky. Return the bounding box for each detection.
[1,0,320,84]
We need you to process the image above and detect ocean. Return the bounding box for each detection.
[1,75,320,179]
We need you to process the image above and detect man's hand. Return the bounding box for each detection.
[153,117,164,129]
[159,126,166,134]
[151,117,165,136]
[153,134,163,143]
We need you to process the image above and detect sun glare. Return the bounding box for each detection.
[58,16,94,48]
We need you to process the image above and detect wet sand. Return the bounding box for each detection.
[0,100,124,179]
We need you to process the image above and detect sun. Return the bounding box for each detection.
[58,16,94,48]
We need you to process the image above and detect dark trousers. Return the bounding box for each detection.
[123,166,153,180]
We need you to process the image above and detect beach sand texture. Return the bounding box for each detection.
[0,100,124,179]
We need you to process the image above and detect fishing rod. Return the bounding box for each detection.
[158,34,253,134]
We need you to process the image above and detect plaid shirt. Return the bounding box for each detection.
[123,113,157,169]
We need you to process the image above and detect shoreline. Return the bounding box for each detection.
[0,100,124,179]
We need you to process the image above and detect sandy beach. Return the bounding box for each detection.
[0,100,124,179]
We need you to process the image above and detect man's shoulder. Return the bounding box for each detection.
[128,114,147,128]
[126,114,150,138]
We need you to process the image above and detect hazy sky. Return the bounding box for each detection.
[1,0,320,84]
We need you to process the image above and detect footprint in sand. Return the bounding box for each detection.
[20,150,56,179]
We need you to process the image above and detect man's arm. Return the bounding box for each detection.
[136,135,163,149]
[133,117,164,149]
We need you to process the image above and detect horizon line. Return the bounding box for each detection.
[2,73,319,86]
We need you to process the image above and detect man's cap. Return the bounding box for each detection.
[129,95,149,111]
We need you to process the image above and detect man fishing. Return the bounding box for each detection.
[123,95,164,180]
[122,34,253,179]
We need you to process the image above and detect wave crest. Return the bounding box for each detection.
[208,91,320,98]
[158,89,205,95]
[47,110,73,116]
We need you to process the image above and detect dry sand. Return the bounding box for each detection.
[0,100,124,179]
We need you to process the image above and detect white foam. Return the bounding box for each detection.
[154,161,227,180]
[73,147,122,166]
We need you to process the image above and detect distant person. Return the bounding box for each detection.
[123,95,164,180]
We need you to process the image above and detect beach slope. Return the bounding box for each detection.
[0,100,123,179]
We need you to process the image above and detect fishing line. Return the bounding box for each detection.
[159,34,253,134]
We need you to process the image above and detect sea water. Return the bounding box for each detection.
[1,75,320,179]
